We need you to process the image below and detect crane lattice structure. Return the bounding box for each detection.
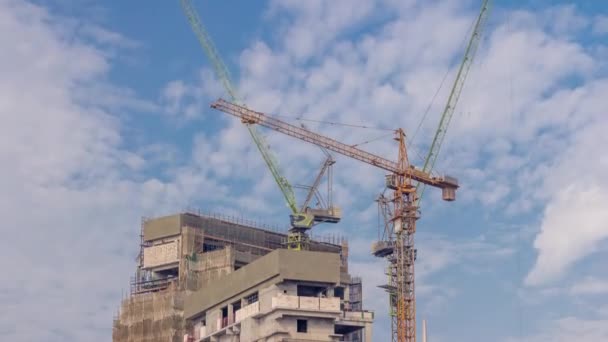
[297,148,337,223]
[376,1,491,340]
[209,0,489,338]
[186,0,489,339]
[210,99,459,341]
[179,0,340,250]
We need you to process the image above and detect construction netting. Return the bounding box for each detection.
[183,246,234,291]
[112,283,184,342]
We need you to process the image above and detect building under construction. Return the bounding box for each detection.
[113,212,373,342]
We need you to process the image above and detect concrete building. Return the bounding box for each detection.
[113,212,373,342]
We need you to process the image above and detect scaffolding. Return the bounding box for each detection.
[113,211,347,342]
[113,283,184,342]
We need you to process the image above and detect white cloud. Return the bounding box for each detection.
[526,118,608,286]
[526,184,608,286]
[79,24,140,49]
[346,231,514,341]
[238,0,608,290]
[505,316,608,342]
[0,1,227,340]
[203,3,608,338]
[571,277,608,295]
[161,68,223,120]
[266,0,376,61]
[2,0,598,340]
[543,4,589,35]
[162,79,188,115]
[593,15,608,35]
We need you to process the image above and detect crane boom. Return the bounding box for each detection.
[211,99,459,194]
[301,155,334,211]
[179,0,298,214]
[418,0,491,200]
[179,0,237,101]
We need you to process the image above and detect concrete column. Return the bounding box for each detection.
[364,322,373,342]
[228,305,234,324]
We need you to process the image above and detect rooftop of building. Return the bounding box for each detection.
[143,211,346,254]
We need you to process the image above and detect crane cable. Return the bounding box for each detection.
[272,114,394,131]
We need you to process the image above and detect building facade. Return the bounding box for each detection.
[113,212,373,342]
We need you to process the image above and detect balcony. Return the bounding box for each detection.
[199,302,260,341]
[216,316,234,330]
[235,301,260,322]
[271,295,340,312]
[340,310,374,322]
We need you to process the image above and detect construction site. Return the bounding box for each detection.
[113,1,491,341]
[113,212,371,342]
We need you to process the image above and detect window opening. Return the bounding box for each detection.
[297,285,326,297]
[297,319,308,333]
[244,291,258,304]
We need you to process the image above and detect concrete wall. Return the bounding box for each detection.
[184,247,235,292]
[259,285,281,313]
[193,282,369,341]
[185,249,341,319]
[207,309,220,333]
[143,240,179,268]
[184,252,281,319]
[143,212,343,254]
[279,316,338,341]
[254,311,289,340]
[239,318,258,342]
[235,301,259,322]
[279,250,340,284]
[271,295,340,312]
[143,214,182,241]
[280,281,298,296]
[272,294,299,309]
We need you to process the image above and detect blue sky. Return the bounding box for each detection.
[1,0,608,341]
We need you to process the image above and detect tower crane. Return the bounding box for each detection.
[209,0,489,336]
[188,0,487,340]
[375,1,490,340]
[179,0,340,250]
[210,98,458,341]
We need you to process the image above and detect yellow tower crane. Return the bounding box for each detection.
[376,1,491,340]
[209,1,490,339]
[209,99,458,341]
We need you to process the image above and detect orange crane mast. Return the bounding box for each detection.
[210,98,459,341]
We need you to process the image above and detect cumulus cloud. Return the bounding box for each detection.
[525,117,608,286]
[593,15,608,35]
[571,277,608,295]
[161,68,223,119]
[505,316,608,342]
[180,0,608,336]
[526,184,608,286]
[0,1,227,340]
[4,0,606,340]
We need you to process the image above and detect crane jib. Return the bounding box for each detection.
[210,99,459,193]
